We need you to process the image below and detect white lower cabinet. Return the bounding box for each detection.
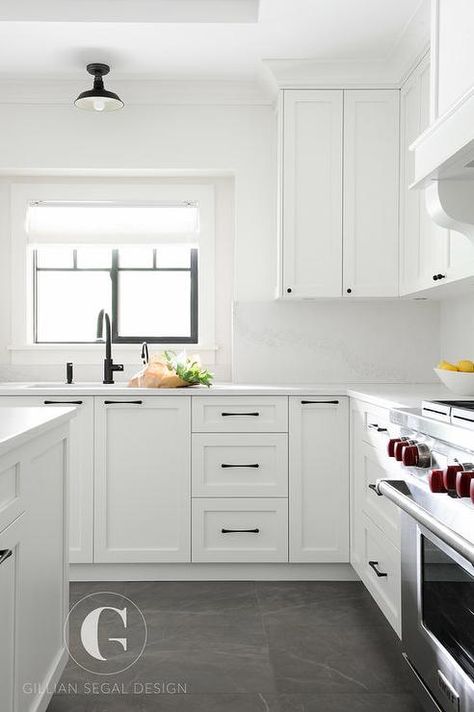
[0,396,94,563]
[351,399,401,636]
[0,420,70,712]
[0,515,24,712]
[289,397,349,562]
[360,514,401,635]
[192,498,288,563]
[94,396,191,563]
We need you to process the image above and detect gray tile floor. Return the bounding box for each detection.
[47,581,421,711]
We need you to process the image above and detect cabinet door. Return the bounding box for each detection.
[343,90,400,297]
[399,58,450,294]
[94,397,191,563]
[0,396,94,563]
[289,397,349,562]
[280,89,343,298]
[0,515,25,712]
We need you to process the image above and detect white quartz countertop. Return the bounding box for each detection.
[0,381,455,410]
[0,406,76,458]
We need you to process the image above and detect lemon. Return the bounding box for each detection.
[457,360,474,372]
[437,360,459,371]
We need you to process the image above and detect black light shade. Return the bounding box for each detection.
[75,63,124,112]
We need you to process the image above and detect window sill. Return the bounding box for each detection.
[7,343,218,366]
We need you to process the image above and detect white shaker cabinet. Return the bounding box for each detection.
[94,396,191,563]
[289,396,349,562]
[279,89,344,298]
[400,55,474,294]
[400,56,449,294]
[278,89,400,299]
[0,395,94,563]
[343,90,399,297]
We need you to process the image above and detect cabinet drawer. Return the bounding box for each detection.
[360,513,401,636]
[362,406,391,448]
[192,434,288,497]
[192,397,288,433]
[358,442,400,548]
[192,498,288,563]
[0,453,23,534]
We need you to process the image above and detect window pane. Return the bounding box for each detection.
[76,247,112,269]
[35,247,73,268]
[156,245,192,268]
[118,272,191,338]
[36,272,111,342]
[118,247,154,268]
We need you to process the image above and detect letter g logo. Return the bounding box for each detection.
[65,592,147,675]
[80,606,128,661]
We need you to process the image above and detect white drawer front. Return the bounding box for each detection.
[192,397,288,433]
[359,442,400,548]
[361,513,401,636]
[192,434,288,497]
[192,498,288,562]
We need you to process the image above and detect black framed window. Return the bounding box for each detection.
[33,246,198,344]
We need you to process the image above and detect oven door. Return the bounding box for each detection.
[402,512,474,712]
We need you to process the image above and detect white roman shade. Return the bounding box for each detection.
[25,201,200,244]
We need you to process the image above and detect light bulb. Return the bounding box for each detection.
[93,98,106,112]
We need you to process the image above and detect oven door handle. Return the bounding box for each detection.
[376,479,474,566]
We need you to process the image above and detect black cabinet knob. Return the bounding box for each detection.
[346,288,352,294]
[433,273,446,281]
[286,287,292,293]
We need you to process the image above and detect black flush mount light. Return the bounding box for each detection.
[74,63,124,112]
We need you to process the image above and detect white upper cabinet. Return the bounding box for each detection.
[343,90,399,297]
[94,397,191,563]
[278,89,400,298]
[400,57,449,294]
[400,56,474,294]
[279,90,343,298]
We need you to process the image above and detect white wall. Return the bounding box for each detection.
[440,293,474,362]
[0,99,443,384]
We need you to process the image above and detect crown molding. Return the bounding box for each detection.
[262,0,430,91]
[0,78,274,106]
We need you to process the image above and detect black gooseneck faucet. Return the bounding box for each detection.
[140,341,149,365]
[96,309,124,384]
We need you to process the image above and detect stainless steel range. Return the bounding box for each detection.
[376,400,474,712]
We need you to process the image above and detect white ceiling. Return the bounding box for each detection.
[0,0,427,81]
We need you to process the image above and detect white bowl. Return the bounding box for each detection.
[434,368,474,396]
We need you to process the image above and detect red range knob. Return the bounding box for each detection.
[456,471,474,498]
[443,464,463,491]
[387,439,402,457]
[402,445,419,467]
[429,469,447,493]
[395,440,413,462]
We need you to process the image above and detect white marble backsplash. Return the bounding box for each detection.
[232,300,441,384]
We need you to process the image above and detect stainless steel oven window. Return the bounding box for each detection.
[422,535,474,682]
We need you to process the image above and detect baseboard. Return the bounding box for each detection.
[32,646,68,712]
[70,562,358,582]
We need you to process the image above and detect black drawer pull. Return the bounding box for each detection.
[221,412,260,417]
[104,400,143,405]
[0,549,13,565]
[368,560,388,577]
[301,400,339,405]
[221,463,260,469]
[368,483,383,497]
[44,400,83,405]
[221,528,260,534]
[368,423,388,433]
